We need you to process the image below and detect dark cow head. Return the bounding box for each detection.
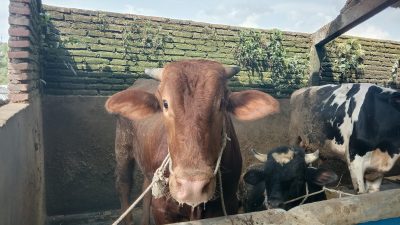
[105,59,280,207]
[243,146,337,210]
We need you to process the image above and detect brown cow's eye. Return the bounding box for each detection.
[163,100,168,110]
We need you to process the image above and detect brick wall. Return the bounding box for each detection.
[41,5,311,96]
[8,0,43,102]
[321,36,400,85]
[41,5,400,97]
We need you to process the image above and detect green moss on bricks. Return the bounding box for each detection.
[110,59,128,66]
[64,14,93,23]
[127,66,146,73]
[171,31,193,38]
[72,90,99,95]
[162,24,182,31]
[137,61,161,68]
[193,33,209,39]
[48,11,64,20]
[52,21,71,28]
[71,22,98,30]
[182,26,204,33]
[196,45,217,52]
[164,49,185,56]
[89,44,116,52]
[219,48,234,54]
[58,28,87,36]
[99,38,121,45]
[110,84,132,90]
[99,78,125,84]
[72,57,86,63]
[86,84,112,90]
[103,65,126,72]
[85,58,110,64]
[59,83,86,89]
[185,39,205,45]
[175,43,196,50]
[63,43,87,49]
[185,51,207,57]
[164,43,175,49]
[99,90,119,96]
[88,30,105,37]
[222,36,239,42]
[223,42,236,47]
[99,52,124,59]
[216,58,236,65]
[68,50,97,57]
[216,29,237,36]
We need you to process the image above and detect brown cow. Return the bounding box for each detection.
[105,59,279,225]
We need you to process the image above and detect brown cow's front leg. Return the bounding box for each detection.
[115,156,134,225]
[141,177,152,225]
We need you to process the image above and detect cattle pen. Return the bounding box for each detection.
[2,0,400,225]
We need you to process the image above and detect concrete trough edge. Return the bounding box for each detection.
[170,189,400,225]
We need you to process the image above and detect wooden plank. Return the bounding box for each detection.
[312,0,400,47]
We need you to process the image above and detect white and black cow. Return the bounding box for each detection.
[290,83,400,194]
[243,146,337,211]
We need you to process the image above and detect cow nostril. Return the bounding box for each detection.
[176,180,182,188]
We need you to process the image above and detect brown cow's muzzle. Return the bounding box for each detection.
[169,168,216,207]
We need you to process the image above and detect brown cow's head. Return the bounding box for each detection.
[105,60,279,207]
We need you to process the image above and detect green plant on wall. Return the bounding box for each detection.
[332,39,365,83]
[0,42,7,84]
[96,13,110,32]
[234,30,268,79]
[391,57,400,83]
[234,29,307,94]
[122,20,172,67]
[266,29,307,94]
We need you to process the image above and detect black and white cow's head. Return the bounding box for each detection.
[243,146,337,210]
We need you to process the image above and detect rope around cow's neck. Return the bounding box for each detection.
[283,183,356,205]
[112,121,230,225]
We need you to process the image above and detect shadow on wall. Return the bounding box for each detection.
[42,18,140,216]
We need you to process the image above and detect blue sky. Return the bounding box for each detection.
[1,0,399,42]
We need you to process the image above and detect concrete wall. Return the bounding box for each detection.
[0,100,45,225]
[42,95,290,215]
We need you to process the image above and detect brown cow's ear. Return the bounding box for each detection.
[105,89,160,120]
[228,90,280,121]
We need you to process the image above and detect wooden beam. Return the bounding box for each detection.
[312,0,400,47]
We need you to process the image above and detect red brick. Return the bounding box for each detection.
[9,15,31,26]
[8,69,39,79]
[9,27,31,37]
[9,73,33,81]
[8,62,30,70]
[8,83,32,92]
[9,93,30,103]
[8,40,31,48]
[8,51,31,59]
[9,3,31,16]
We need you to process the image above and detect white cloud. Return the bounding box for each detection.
[123,4,155,16]
[345,24,391,40]
[239,14,261,28]
[194,0,272,27]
